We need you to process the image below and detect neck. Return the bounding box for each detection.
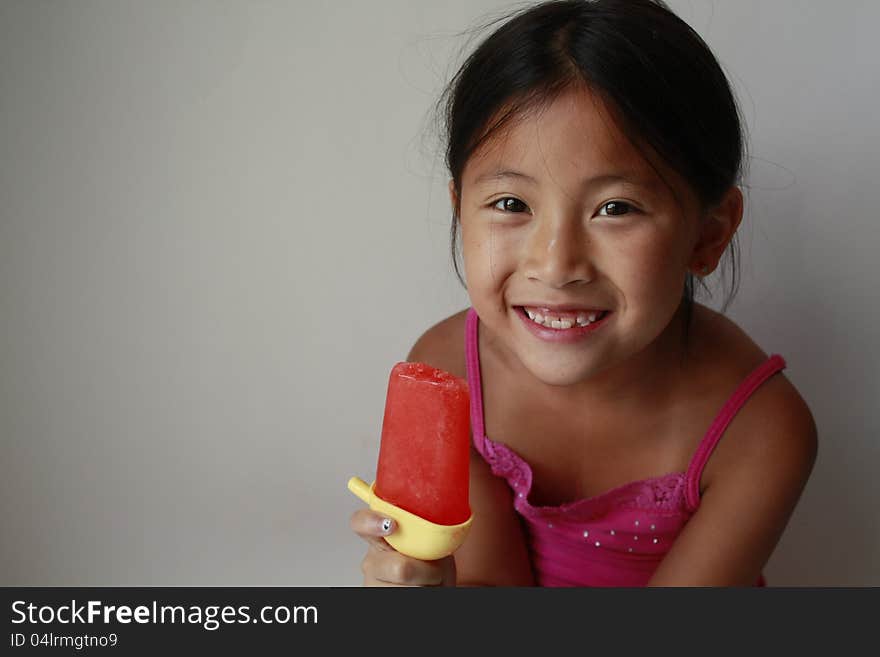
[599,302,692,404]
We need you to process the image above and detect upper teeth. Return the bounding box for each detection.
[525,309,601,328]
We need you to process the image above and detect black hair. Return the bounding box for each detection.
[434,0,746,345]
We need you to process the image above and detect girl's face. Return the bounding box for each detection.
[454,86,710,389]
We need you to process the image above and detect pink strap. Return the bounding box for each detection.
[464,308,488,455]
[684,354,787,510]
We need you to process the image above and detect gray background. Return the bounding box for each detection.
[1,0,877,586]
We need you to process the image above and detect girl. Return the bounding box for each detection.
[351,0,817,586]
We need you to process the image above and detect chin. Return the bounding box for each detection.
[519,354,603,388]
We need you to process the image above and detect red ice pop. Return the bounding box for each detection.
[373,362,471,526]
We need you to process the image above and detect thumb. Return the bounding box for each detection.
[440,554,457,587]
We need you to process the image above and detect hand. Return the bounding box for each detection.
[350,508,457,587]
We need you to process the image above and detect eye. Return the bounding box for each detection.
[598,200,635,216]
[491,197,529,214]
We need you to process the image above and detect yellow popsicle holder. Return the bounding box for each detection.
[347,476,473,561]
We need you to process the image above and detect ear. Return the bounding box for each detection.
[689,186,743,276]
[448,179,459,214]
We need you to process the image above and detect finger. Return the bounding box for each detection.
[440,554,457,587]
[362,571,419,588]
[364,578,419,587]
[350,509,396,552]
[362,546,445,587]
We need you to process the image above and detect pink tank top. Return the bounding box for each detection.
[464,307,785,587]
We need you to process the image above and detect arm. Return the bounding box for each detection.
[647,376,818,586]
[407,313,536,586]
[453,446,536,586]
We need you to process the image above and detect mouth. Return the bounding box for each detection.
[515,305,610,330]
[512,305,612,343]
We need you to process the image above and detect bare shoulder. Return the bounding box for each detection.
[715,368,818,479]
[648,306,819,584]
[693,304,819,491]
[405,308,469,379]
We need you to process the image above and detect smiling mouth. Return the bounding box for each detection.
[515,306,610,330]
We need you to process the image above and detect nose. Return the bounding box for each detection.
[522,212,594,288]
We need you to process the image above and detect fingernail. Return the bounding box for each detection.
[380,518,394,535]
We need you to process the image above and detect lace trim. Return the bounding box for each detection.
[484,438,531,487]
[482,435,689,518]
[623,474,687,513]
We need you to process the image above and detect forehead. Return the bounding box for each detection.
[463,86,667,191]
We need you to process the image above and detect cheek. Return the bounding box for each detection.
[461,222,519,286]
[607,229,688,303]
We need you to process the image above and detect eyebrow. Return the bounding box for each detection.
[473,168,654,189]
